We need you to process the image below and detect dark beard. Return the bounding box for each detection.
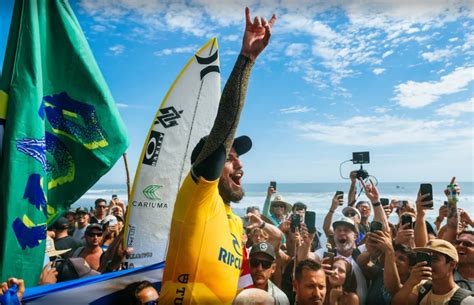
[218,178,245,203]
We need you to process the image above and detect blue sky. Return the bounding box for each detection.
[1,1,473,184]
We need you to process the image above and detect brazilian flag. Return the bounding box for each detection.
[0,0,129,286]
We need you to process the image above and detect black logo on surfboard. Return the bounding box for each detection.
[196,50,220,80]
[154,106,183,128]
[142,130,164,166]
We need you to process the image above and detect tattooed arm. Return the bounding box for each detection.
[192,8,276,180]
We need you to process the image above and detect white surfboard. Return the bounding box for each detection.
[124,38,221,266]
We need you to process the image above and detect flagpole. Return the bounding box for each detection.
[122,152,131,202]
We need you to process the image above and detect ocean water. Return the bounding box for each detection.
[74,181,474,226]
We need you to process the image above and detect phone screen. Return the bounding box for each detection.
[419,184,433,208]
[270,181,277,191]
[380,198,389,206]
[370,221,383,232]
[291,214,301,232]
[401,215,413,229]
[304,211,316,233]
[335,191,344,205]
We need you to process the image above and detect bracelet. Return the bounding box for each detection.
[259,221,266,229]
[372,201,381,207]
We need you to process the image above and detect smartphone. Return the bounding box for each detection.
[370,221,383,232]
[270,181,277,191]
[335,191,344,205]
[304,211,316,234]
[401,214,414,229]
[419,184,433,208]
[242,216,251,228]
[112,194,118,200]
[397,200,408,208]
[323,251,335,265]
[380,198,389,206]
[291,214,301,233]
[416,252,432,266]
[444,201,448,206]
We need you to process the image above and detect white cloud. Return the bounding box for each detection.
[449,37,459,42]
[374,107,390,113]
[285,43,306,56]
[280,105,315,114]
[116,103,129,108]
[292,115,472,146]
[91,24,107,32]
[109,44,124,55]
[153,45,199,56]
[373,68,385,75]
[223,34,239,42]
[421,48,456,62]
[393,66,474,108]
[382,50,394,58]
[436,98,474,117]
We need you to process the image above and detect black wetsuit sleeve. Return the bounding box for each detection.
[191,55,254,181]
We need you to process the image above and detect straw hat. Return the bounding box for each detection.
[270,195,292,214]
[45,236,71,257]
[414,239,458,262]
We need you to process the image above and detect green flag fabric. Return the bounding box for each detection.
[0,0,129,286]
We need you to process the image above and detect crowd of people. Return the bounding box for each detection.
[1,7,473,305]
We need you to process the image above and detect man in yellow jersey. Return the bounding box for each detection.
[160,7,277,305]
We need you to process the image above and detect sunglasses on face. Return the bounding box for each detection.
[86,232,102,237]
[97,205,107,209]
[143,299,159,305]
[455,240,474,248]
[273,204,285,208]
[249,258,273,269]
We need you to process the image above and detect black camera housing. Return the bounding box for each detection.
[356,168,369,180]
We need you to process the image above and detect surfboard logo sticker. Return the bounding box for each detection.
[142,185,162,200]
[155,106,184,128]
[142,131,164,166]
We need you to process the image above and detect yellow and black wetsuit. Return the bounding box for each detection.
[160,54,254,304]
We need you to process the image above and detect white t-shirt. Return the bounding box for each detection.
[315,245,368,305]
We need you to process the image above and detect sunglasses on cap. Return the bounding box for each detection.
[346,212,356,217]
[143,299,159,305]
[86,232,102,237]
[249,258,273,269]
[455,240,474,248]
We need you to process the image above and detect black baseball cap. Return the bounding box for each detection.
[249,242,276,260]
[75,207,88,214]
[85,223,103,234]
[52,217,69,230]
[190,135,252,164]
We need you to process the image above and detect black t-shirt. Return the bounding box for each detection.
[55,236,81,258]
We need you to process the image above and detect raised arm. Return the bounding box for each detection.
[441,177,460,243]
[262,185,275,218]
[323,193,343,237]
[359,178,390,234]
[192,7,276,180]
[348,171,357,206]
[414,192,430,247]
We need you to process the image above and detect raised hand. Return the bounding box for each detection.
[240,7,277,60]
[406,262,432,286]
[359,178,380,204]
